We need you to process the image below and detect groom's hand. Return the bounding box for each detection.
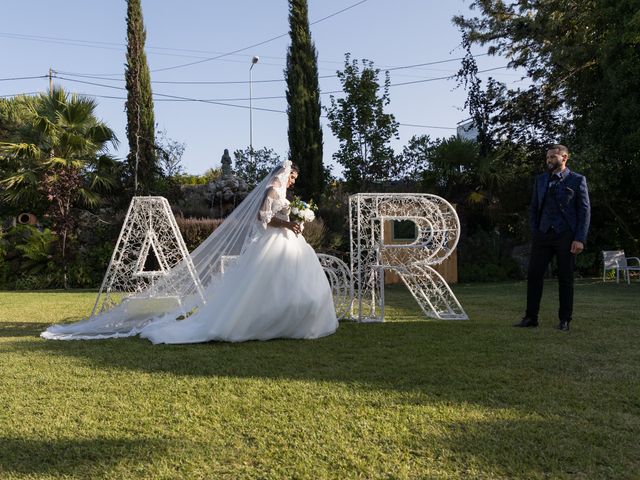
[570,241,584,254]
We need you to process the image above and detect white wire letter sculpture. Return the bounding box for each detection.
[92,196,205,319]
[349,193,468,322]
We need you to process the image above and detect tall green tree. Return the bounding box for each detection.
[0,95,38,218]
[125,0,158,195]
[0,88,120,287]
[454,0,640,250]
[285,0,324,200]
[0,95,35,143]
[325,54,399,191]
[154,128,186,203]
[233,146,281,188]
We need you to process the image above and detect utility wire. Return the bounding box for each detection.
[53,75,288,113]
[321,66,510,94]
[58,89,455,130]
[55,54,492,86]
[390,65,508,87]
[3,30,440,67]
[50,65,509,104]
[0,75,48,81]
[0,32,280,67]
[1,2,370,77]
[50,77,459,130]
[400,123,455,130]
[151,0,371,73]
[55,71,320,84]
[0,31,339,76]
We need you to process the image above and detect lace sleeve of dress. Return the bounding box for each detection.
[258,187,280,229]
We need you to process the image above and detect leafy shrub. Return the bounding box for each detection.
[175,217,224,251]
[458,227,522,282]
[575,251,598,277]
[14,272,63,290]
[5,225,58,278]
[0,225,61,289]
[69,241,116,288]
[0,227,9,287]
[315,184,351,255]
[302,218,326,251]
[14,226,56,274]
[68,262,95,288]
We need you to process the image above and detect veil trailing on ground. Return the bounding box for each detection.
[42,161,293,340]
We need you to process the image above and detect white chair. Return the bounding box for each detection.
[602,250,640,284]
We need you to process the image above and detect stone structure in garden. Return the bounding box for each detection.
[178,149,249,218]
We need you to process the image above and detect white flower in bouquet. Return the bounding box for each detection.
[290,197,317,225]
[303,209,315,222]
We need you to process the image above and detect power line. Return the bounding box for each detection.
[3,29,441,68]
[150,0,371,73]
[0,75,47,82]
[47,77,455,130]
[0,32,295,73]
[2,32,501,85]
[399,123,455,130]
[385,55,488,72]
[5,81,458,131]
[63,90,456,130]
[50,65,509,104]
[53,75,288,113]
[389,66,509,87]
[0,2,370,77]
[0,32,275,66]
[55,70,314,85]
[319,66,510,95]
[0,31,343,76]
[55,54,493,86]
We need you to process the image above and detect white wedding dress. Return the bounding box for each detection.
[41,160,338,344]
[140,190,338,344]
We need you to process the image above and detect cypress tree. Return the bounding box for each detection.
[285,0,324,200]
[125,0,157,195]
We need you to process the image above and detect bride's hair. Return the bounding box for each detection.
[290,163,300,174]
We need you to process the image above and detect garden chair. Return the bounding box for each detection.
[602,250,640,284]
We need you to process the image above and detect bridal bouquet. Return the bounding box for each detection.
[290,197,317,226]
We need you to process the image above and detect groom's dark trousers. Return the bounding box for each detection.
[525,168,590,323]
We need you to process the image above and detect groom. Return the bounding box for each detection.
[514,144,591,331]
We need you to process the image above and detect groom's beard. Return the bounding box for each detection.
[546,159,562,172]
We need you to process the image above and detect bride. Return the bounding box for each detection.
[42,160,338,343]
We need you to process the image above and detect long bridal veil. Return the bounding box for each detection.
[42,161,294,340]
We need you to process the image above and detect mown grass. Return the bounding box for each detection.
[0,280,639,479]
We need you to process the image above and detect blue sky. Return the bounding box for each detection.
[1,1,517,175]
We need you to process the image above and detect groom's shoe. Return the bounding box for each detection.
[513,317,538,328]
[556,321,570,332]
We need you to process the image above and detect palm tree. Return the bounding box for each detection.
[0,87,120,287]
[426,136,508,206]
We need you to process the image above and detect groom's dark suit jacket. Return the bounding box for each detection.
[528,168,591,244]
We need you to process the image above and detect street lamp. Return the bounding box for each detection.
[249,55,259,161]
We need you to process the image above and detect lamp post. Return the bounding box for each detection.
[249,55,259,162]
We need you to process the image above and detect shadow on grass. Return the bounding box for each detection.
[0,315,86,338]
[5,319,602,407]
[5,281,639,400]
[0,436,167,477]
[416,416,630,479]
[0,322,47,337]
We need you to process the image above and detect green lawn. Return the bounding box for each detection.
[0,281,639,479]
